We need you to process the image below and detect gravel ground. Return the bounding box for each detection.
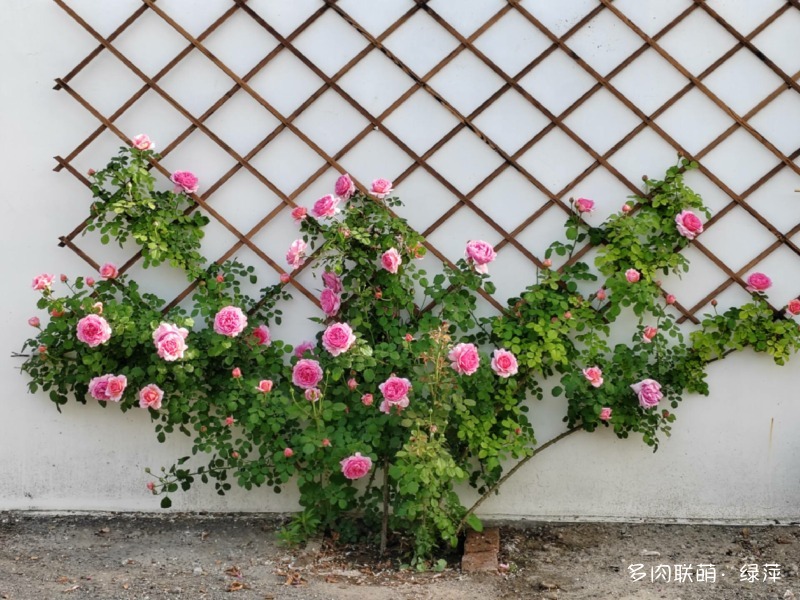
[0,513,797,599]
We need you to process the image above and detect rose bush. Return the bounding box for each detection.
[17,147,800,566]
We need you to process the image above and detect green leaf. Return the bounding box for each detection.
[160,496,172,509]
[465,513,483,532]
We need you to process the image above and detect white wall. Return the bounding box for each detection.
[2,0,799,520]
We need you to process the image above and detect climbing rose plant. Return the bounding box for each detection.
[18,142,800,565]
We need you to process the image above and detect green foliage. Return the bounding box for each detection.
[86,146,209,277]
[18,155,800,565]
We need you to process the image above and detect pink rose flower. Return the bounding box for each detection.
[542,258,552,268]
[625,268,640,283]
[99,262,119,279]
[152,322,189,361]
[787,299,800,316]
[76,314,112,347]
[574,197,594,213]
[599,407,612,421]
[32,273,55,291]
[622,203,632,213]
[88,374,111,400]
[256,379,273,393]
[642,326,658,344]
[280,273,291,284]
[631,378,662,409]
[225,416,235,426]
[311,194,339,218]
[335,173,356,200]
[674,210,704,240]
[665,294,676,305]
[322,438,331,447]
[102,375,126,402]
[291,206,307,223]
[232,367,242,379]
[582,366,603,388]
[448,343,480,376]
[146,482,155,492]
[322,271,343,293]
[490,348,518,378]
[381,248,402,274]
[92,302,103,315]
[294,340,315,358]
[286,239,307,270]
[28,316,40,327]
[347,378,358,391]
[340,452,373,480]
[305,388,321,402]
[465,240,497,274]
[139,384,164,410]
[322,322,356,356]
[361,393,374,406]
[292,358,324,389]
[379,376,411,401]
[283,447,294,458]
[746,272,772,293]
[252,324,271,346]
[131,134,154,151]
[596,288,607,301]
[370,178,393,199]
[171,170,199,194]
[213,305,248,338]
[86,277,96,287]
[320,288,341,317]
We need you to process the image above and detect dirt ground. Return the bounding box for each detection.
[0,513,797,600]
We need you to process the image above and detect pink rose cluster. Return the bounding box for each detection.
[381,248,402,274]
[675,210,704,240]
[745,272,771,293]
[286,239,307,270]
[320,270,342,317]
[88,373,127,402]
[378,375,411,414]
[322,322,356,356]
[490,349,518,378]
[32,273,55,291]
[139,384,164,410]
[294,340,315,358]
[631,378,662,409]
[292,359,323,389]
[76,314,112,347]
[340,452,372,480]
[465,240,496,274]
[213,305,248,337]
[449,343,480,376]
[171,170,199,194]
[152,322,189,361]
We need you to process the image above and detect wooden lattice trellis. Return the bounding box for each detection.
[53,0,800,324]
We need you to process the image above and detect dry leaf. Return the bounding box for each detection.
[61,585,80,593]
[284,571,305,586]
[122,583,130,590]
[200,531,209,541]
[325,575,339,583]
[55,576,71,584]
[224,565,242,578]
[227,581,246,592]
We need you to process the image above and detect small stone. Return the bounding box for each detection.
[641,550,661,557]
[193,567,203,576]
